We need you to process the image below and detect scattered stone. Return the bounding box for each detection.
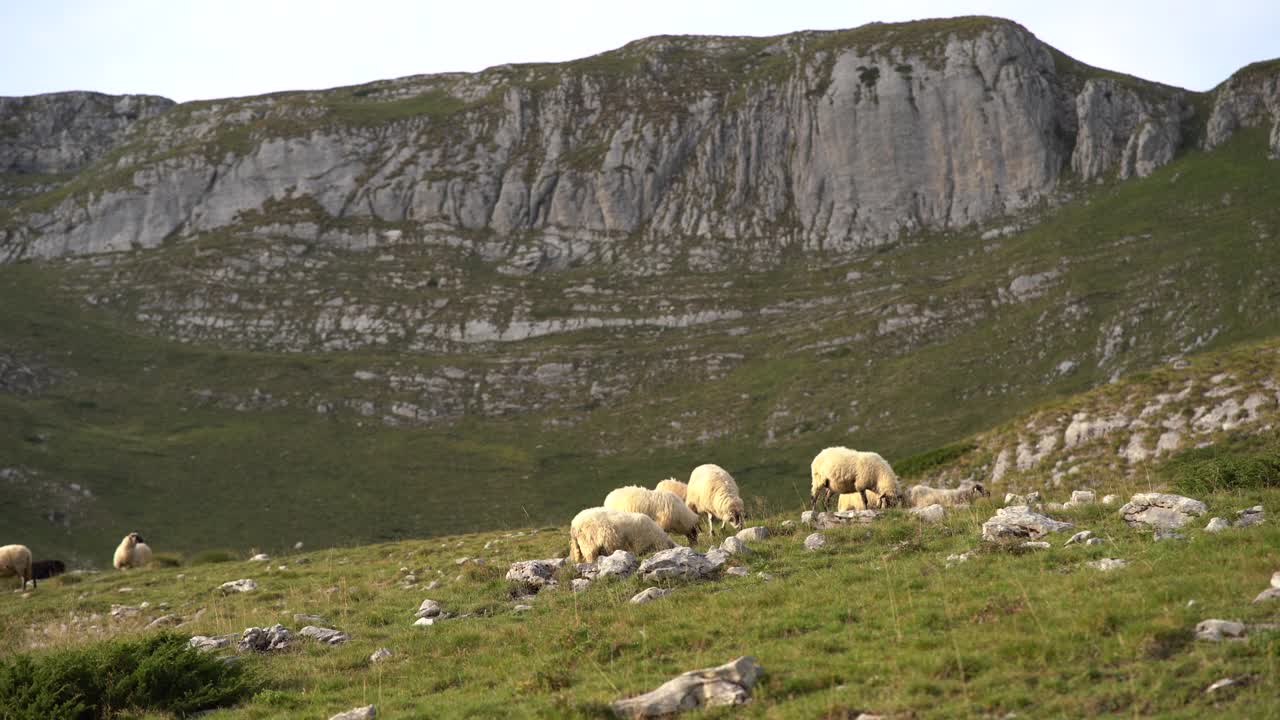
[424,580,441,591]
[1195,619,1246,642]
[300,626,349,645]
[981,506,1073,541]
[505,558,565,592]
[1004,491,1041,506]
[779,520,796,530]
[1272,571,1280,589]
[238,624,290,652]
[1085,538,1104,546]
[720,537,750,556]
[294,541,304,550]
[1253,588,1280,604]
[736,527,769,542]
[1118,493,1207,530]
[188,635,230,652]
[1153,528,1185,542]
[804,533,827,551]
[572,578,592,593]
[945,551,974,567]
[110,604,140,620]
[1205,677,1244,694]
[293,613,326,624]
[1043,501,1066,512]
[513,604,533,612]
[629,587,671,604]
[724,567,749,577]
[814,510,881,528]
[415,599,442,619]
[1065,490,1096,508]
[757,572,774,581]
[1235,505,1265,527]
[610,656,763,718]
[1102,494,1118,506]
[1064,530,1094,546]
[1087,558,1128,572]
[369,648,393,663]
[218,579,257,594]
[1021,541,1051,549]
[146,614,181,629]
[800,511,816,525]
[908,504,945,523]
[413,617,437,627]
[249,553,270,562]
[703,549,729,572]
[596,550,638,579]
[638,547,720,582]
[117,587,133,593]
[329,705,376,720]
[1204,517,1230,533]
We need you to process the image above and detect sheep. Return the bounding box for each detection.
[837,489,882,511]
[810,447,902,512]
[569,507,676,563]
[604,485,700,544]
[686,464,745,538]
[113,532,152,570]
[31,559,67,580]
[0,544,35,590]
[654,477,688,503]
[906,480,990,508]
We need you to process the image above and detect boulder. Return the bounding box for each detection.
[596,550,638,579]
[218,578,257,594]
[720,537,750,556]
[736,527,769,542]
[1204,517,1230,533]
[1004,491,1041,506]
[610,656,763,718]
[188,635,230,652]
[1064,490,1096,507]
[572,578,592,593]
[637,547,720,582]
[300,626,349,645]
[329,706,377,720]
[981,506,1073,541]
[1118,493,1206,529]
[1235,505,1265,527]
[629,587,671,604]
[804,533,827,551]
[505,558,565,591]
[908,504,945,523]
[1195,619,1246,642]
[238,624,290,652]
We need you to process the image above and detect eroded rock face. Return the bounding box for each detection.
[1205,65,1280,156]
[0,92,174,175]
[610,656,763,718]
[1071,79,1186,181]
[981,505,1073,541]
[1118,493,1207,530]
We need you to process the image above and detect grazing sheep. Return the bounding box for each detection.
[837,489,882,511]
[810,447,902,512]
[654,478,688,503]
[906,480,989,508]
[0,544,35,590]
[604,485,700,544]
[113,532,152,570]
[31,559,67,580]
[569,508,676,563]
[686,464,745,538]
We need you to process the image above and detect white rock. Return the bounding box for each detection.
[571,578,591,593]
[1118,493,1207,529]
[513,604,533,612]
[1087,558,1128,571]
[1022,541,1051,549]
[981,506,1073,541]
[1253,588,1280,604]
[596,550,638,579]
[610,656,762,717]
[1101,494,1118,505]
[1195,619,1246,642]
[1235,505,1265,527]
[1205,677,1241,694]
[800,511,816,525]
[1085,537,1104,546]
[249,553,270,562]
[329,705,377,720]
[720,537,749,555]
[415,599,441,619]
[779,520,796,529]
[218,578,257,593]
[1272,571,1280,589]
[908,504,946,523]
[412,617,437,627]
[735,526,768,542]
[369,648,393,663]
[945,551,974,567]
[804,533,826,551]
[638,547,720,582]
[1204,517,1230,532]
[724,566,749,577]
[1064,530,1094,546]
[629,587,671,604]
[300,626,349,645]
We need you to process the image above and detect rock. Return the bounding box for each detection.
[637,547,720,582]
[1065,490,1096,507]
[110,604,140,619]
[1087,558,1127,572]
[945,551,974,567]
[1235,505,1265,527]
[1102,494,1118,505]
[757,572,774,581]
[188,635,230,652]
[505,558,565,591]
[1118,493,1207,529]
[1085,538,1104,546]
[1195,619,1246,642]
[425,580,441,590]
[572,578,592,593]
[629,587,671,604]
[779,520,796,529]
[703,549,729,571]
[300,626,349,645]
[720,537,750,555]
[1272,571,1280,589]
[415,599,442,619]
[1253,588,1280,604]
[145,614,181,629]
[596,550,638,579]
[369,647,393,663]
[610,656,763,718]
[724,566,749,577]
[329,705,377,720]
[804,533,827,551]
[249,553,270,562]
[981,506,1073,541]
[908,504,945,523]
[413,617,437,627]
[1153,528,1185,542]
[1205,677,1244,694]
[513,604,533,612]
[800,511,816,525]
[814,510,881,528]
[1004,491,1041,506]
[735,527,768,542]
[1064,530,1094,546]
[1021,541,1051,549]
[1204,517,1230,533]
[238,624,290,652]
[218,578,257,594]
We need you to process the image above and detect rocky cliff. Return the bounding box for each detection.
[4,17,1260,266]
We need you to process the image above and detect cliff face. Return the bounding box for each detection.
[1,18,1238,265]
[0,91,174,174]
[1205,60,1280,157]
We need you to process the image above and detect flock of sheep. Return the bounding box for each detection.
[567,447,989,563]
[2,447,990,590]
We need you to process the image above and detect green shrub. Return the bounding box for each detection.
[151,552,183,568]
[189,549,239,565]
[893,442,977,478]
[1161,432,1280,494]
[0,632,254,719]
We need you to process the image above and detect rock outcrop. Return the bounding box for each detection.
[0,91,174,175]
[1205,61,1280,157]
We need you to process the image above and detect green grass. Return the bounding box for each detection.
[1161,433,1280,495]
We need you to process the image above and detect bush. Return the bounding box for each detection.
[0,632,254,719]
[1161,432,1280,495]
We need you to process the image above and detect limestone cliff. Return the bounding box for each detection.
[1205,60,1280,157]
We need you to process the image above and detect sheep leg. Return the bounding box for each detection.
[859,488,870,510]
[705,512,716,539]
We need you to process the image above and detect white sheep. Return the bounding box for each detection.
[604,485,700,544]
[810,447,902,512]
[906,480,989,508]
[569,507,676,563]
[837,489,882,511]
[654,478,688,503]
[0,544,35,590]
[686,464,745,538]
[113,532,152,570]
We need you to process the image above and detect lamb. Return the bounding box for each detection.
[686,464,745,537]
[906,480,989,508]
[0,544,35,590]
[837,489,882,511]
[569,507,676,563]
[604,485,701,544]
[113,532,153,570]
[810,447,902,512]
[31,559,67,580]
[654,478,688,503]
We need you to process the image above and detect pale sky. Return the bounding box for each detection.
[2,0,1276,102]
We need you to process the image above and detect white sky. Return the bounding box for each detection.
[2,0,1276,102]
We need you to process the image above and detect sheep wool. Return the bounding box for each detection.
[906,481,989,508]
[604,485,700,543]
[686,464,745,537]
[810,447,902,512]
[836,489,882,511]
[113,532,151,570]
[654,478,688,503]
[569,507,676,564]
[0,544,35,590]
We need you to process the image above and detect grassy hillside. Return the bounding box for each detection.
[1,129,1279,563]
